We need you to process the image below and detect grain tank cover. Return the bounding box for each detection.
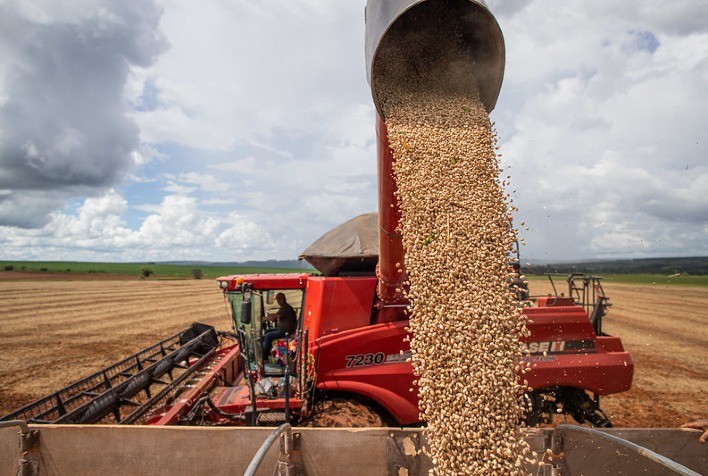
[299,213,379,277]
[365,0,505,116]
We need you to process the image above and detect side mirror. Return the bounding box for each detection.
[241,300,252,325]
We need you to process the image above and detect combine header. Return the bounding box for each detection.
[2,324,227,425]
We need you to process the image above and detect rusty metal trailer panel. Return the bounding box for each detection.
[1,424,704,475]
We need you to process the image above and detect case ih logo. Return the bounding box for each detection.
[521,340,597,355]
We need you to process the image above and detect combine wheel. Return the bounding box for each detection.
[563,388,613,428]
[525,388,613,428]
[303,398,386,427]
[523,391,553,427]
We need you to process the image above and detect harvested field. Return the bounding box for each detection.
[597,283,708,428]
[0,278,706,428]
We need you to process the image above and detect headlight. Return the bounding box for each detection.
[218,280,229,289]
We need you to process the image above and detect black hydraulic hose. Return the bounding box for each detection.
[218,331,239,340]
[205,397,245,421]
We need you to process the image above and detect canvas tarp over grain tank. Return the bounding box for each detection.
[299,213,379,276]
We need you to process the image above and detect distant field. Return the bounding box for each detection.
[527,273,708,287]
[0,261,303,279]
[600,273,708,286]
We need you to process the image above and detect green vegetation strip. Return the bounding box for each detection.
[3,262,705,286]
[601,273,708,286]
[527,273,708,287]
[0,261,303,279]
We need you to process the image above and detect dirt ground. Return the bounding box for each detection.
[0,277,706,428]
[0,271,141,281]
[595,283,707,427]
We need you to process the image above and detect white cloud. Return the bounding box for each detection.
[1,0,706,263]
[131,144,168,166]
[136,195,218,246]
[210,156,262,174]
[163,172,231,193]
[0,0,167,227]
[0,190,288,261]
[492,0,708,260]
[215,212,281,255]
[161,182,197,194]
[131,0,368,150]
[50,190,134,246]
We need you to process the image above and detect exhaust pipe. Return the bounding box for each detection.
[365,0,505,314]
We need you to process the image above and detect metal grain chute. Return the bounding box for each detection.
[365,0,505,311]
[365,0,505,116]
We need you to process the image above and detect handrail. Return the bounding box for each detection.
[284,334,291,424]
[244,423,292,476]
[0,420,40,455]
[552,424,701,476]
[0,420,30,433]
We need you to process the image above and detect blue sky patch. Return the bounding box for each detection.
[628,30,660,54]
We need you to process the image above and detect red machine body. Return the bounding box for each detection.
[152,272,633,428]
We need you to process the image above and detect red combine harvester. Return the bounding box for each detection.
[1,0,633,430]
[0,229,633,429]
[203,253,632,428]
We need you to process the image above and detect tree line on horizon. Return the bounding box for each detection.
[529,256,707,275]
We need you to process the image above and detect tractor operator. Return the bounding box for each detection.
[262,292,297,358]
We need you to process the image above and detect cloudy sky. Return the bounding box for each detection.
[0,0,706,263]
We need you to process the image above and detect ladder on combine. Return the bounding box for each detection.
[542,273,611,335]
[0,323,219,425]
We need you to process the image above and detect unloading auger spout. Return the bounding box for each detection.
[365,0,506,315]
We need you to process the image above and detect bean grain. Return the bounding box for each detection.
[379,61,529,474]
